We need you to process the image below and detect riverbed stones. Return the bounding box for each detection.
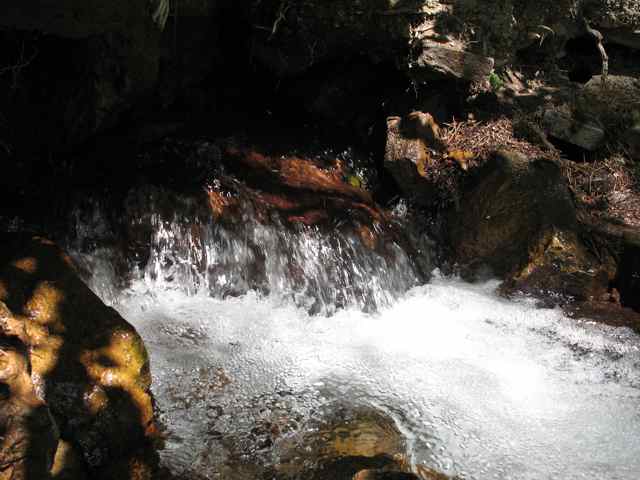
[0,234,156,474]
[275,408,414,479]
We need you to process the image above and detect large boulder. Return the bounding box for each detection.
[447,149,610,301]
[0,235,156,474]
[0,309,59,480]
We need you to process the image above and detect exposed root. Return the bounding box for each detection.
[581,17,608,85]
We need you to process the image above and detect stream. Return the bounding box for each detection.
[111,277,640,480]
[67,162,640,480]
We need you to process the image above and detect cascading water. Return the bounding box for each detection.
[67,163,640,479]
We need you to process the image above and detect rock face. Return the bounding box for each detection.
[0,308,59,480]
[384,112,445,206]
[0,235,156,476]
[448,149,609,301]
[409,40,494,84]
[542,108,606,152]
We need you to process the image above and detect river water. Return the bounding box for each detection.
[67,181,640,479]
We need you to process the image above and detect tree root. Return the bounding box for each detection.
[582,17,608,86]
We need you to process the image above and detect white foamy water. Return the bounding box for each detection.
[114,275,640,480]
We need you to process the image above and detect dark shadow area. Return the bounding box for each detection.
[614,244,640,312]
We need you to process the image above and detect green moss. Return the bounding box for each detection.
[489,72,504,91]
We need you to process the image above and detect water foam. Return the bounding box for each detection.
[114,275,640,479]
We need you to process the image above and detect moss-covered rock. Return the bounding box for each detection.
[0,305,59,480]
[447,149,610,301]
[0,235,156,473]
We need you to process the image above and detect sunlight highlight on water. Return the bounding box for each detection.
[113,275,640,479]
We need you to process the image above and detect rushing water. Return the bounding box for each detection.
[67,185,640,479]
[106,277,640,480]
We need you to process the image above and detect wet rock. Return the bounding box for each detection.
[604,28,640,50]
[384,112,444,206]
[501,229,610,303]
[0,235,156,472]
[566,301,640,332]
[0,311,59,480]
[51,440,88,480]
[448,149,608,301]
[542,109,605,151]
[275,408,411,479]
[576,210,640,314]
[353,470,419,480]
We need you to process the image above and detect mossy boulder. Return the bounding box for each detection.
[0,311,59,480]
[447,149,609,301]
[0,234,155,473]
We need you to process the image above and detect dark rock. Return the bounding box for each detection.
[448,149,609,301]
[0,236,156,472]
[542,109,605,151]
[384,112,444,206]
[275,407,410,479]
[353,470,420,480]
